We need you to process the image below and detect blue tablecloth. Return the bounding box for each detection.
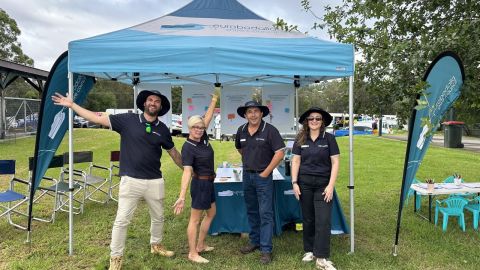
[209,182,250,234]
[209,167,349,235]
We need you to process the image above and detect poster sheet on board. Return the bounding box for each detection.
[261,85,295,135]
[220,86,254,135]
[182,85,215,134]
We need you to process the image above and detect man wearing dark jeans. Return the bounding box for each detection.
[235,101,285,264]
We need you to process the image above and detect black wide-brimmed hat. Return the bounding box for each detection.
[237,100,270,118]
[299,107,333,126]
[136,90,170,116]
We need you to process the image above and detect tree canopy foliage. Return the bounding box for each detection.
[1,8,36,100]
[0,9,33,66]
[298,80,349,114]
[289,0,480,124]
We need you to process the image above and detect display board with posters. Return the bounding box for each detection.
[137,83,172,129]
[261,84,295,135]
[220,86,255,135]
[182,85,216,134]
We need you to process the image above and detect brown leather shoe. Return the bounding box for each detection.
[151,244,175,257]
[260,252,272,264]
[240,243,260,254]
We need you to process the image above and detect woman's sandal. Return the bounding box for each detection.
[188,255,209,263]
[197,246,214,253]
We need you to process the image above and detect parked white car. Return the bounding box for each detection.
[73,116,97,128]
[171,114,182,135]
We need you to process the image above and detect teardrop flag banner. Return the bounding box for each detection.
[393,51,465,254]
[27,51,95,233]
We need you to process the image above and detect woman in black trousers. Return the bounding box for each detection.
[291,107,340,270]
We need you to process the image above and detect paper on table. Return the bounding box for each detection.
[215,167,242,182]
[272,168,284,180]
[216,167,284,181]
[442,185,462,189]
[216,168,235,178]
[462,183,480,188]
[417,183,443,190]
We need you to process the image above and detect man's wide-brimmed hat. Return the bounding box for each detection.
[237,100,270,118]
[136,90,170,116]
[299,107,333,126]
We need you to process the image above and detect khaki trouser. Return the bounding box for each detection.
[110,176,165,257]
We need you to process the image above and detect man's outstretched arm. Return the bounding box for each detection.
[52,92,110,128]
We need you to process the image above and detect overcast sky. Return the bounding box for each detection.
[2,0,339,71]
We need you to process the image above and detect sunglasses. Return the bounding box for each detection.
[145,123,152,133]
[192,126,206,130]
[307,117,323,122]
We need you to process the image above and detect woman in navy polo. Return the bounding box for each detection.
[173,94,217,264]
[291,107,340,270]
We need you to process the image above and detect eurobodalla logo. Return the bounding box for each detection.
[159,23,283,34]
[161,24,205,30]
[415,75,458,150]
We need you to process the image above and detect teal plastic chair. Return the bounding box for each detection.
[405,178,422,211]
[465,196,480,230]
[434,196,468,232]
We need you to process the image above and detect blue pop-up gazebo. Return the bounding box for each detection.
[63,0,356,254]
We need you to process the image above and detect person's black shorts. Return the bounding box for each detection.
[190,178,215,210]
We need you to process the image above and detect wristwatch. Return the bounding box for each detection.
[292,180,298,184]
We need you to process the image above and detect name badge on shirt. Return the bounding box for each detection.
[301,145,309,148]
[318,144,328,148]
[152,131,161,137]
[240,139,246,142]
[256,138,265,141]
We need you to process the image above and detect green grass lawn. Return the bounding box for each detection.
[1,129,479,269]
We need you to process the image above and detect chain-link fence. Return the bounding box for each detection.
[2,97,41,138]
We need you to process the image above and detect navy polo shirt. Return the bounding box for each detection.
[181,132,215,176]
[109,113,174,179]
[292,131,339,178]
[235,120,285,171]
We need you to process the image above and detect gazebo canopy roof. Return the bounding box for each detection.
[68,0,354,86]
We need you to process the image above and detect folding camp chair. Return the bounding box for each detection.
[63,151,110,204]
[0,160,30,230]
[108,151,120,202]
[28,155,83,223]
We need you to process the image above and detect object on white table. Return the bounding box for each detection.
[233,169,241,181]
[272,168,284,180]
[427,183,434,192]
[454,177,461,185]
[286,140,294,148]
[215,168,241,183]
